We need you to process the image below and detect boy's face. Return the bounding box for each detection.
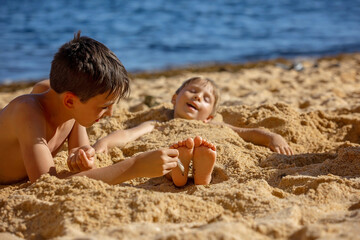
[70,91,117,127]
[172,80,215,122]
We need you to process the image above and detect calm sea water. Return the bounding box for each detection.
[1,0,360,83]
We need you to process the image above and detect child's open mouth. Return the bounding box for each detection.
[186,102,198,110]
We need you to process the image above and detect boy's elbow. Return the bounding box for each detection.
[28,173,42,183]
[29,166,58,183]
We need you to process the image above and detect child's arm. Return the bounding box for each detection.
[93,120,156,153]
[16,105,58,182]
[30,80,95,173]
[215,122,293,155]
[71,148,179,184]
[67,122,95,172]
[16,106,179,184]
[15,101,179,184]
[30,80,95,172]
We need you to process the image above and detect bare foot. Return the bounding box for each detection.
[169,138,194,187]
[193,136,216,185]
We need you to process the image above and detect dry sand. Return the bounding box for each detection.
[1,53,360,240]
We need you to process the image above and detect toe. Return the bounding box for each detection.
[185,138,194,149]
[194,136,202,147]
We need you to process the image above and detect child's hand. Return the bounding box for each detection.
[268,134,294,155]
[67,145,96,172]
[132,149,179,177]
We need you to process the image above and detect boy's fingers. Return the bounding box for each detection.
[289,148,294,155]
[79,149,86,160]
[285,148,292,156]
[70,157,80,172]
[274,147,281,154]
[80,150,95,169]
[67,162,73,172]
[275,147,280,154]
[162,169,172,176]
[85,147,95,158]
[87,158,95,169]
[67,153,75,172]
[78,150,89,170]
[166,149,179,157]
[76,156,84,171]
[283,148,289,155]
[279,147,285,155]
[164,161,178,170]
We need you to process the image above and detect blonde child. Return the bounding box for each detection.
[94,77,293,186]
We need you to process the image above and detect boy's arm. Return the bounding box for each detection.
[68,122,90,147]
[15,105,57,182]
[65,148,179,185]
[93,120,156,153]
[217,122,293,155]
[67,122,95,172]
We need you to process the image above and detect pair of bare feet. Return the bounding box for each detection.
[168,136,217,186]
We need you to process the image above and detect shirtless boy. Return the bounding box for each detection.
[94,76,293,186]
[0,32,179,185]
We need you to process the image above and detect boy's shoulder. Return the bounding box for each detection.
[0,94,49,143]
[3,94,46,122]
[10,93,42,109]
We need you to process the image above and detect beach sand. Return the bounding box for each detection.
[1,53,360,240]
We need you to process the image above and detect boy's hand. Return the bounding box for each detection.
[268,134,294,155]
[132,149,179,177]
[67,145,96,172]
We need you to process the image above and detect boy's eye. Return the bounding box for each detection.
[102,106,109,110]
[204,96,211,103]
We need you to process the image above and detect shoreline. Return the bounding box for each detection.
[0,52,358,92]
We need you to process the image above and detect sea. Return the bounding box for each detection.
[1,0,360,83]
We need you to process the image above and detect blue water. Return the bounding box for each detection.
[1,0,360,83]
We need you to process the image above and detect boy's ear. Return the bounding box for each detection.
[171,94,177,105]
[203,115,214,123]
[63,92,78,109]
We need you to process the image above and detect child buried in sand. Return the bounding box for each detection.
[94,76,293,186]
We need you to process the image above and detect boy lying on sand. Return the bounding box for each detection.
[0,32,180,185]
[93,77,293,186]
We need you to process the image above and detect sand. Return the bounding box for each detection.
[0,53,360,240]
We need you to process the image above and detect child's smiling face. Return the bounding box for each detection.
[172,79,215,122]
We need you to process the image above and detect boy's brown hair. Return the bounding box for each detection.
[175,76,220,116]
[50,31,130,102]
